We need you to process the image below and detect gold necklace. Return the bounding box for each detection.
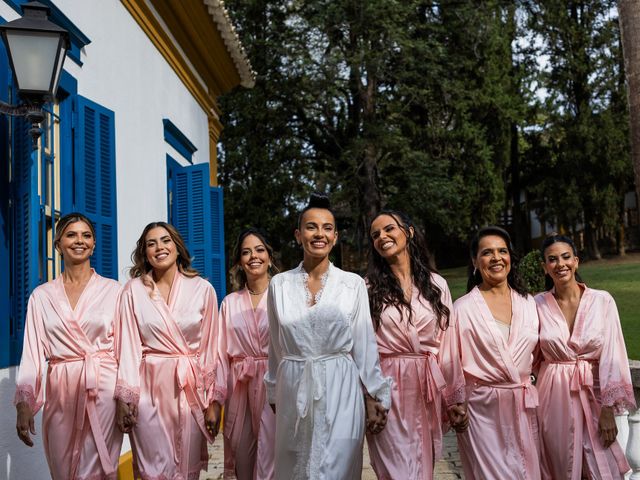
[247,285,267,296]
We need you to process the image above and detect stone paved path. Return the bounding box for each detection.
[200,431,463,479]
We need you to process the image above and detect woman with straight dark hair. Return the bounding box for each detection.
[15,212,123,479]
[265,192,391,479]
[214,228,277,479]
[535,234,635,479]
[115,221,219,480]
[365,210,467,480]
[453,226,541,480]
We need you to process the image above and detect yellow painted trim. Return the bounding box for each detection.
[120,0,217,115]
[117,451,134,480]
[209,115,220,187]
[120,0,242,183]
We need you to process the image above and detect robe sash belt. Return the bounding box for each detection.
[474,379,539,476]
[381,351,447,459]
[49,350,116,477]
[226,355,268,451]
[282,352,348,435]
[143,350,213,479]
[548,359,628,478]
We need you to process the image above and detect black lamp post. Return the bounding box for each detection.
[0,1,70,148]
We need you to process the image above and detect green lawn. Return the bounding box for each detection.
[440,258,640,359]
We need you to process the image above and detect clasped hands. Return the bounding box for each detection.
[204,401,222,439]
[117,399,222,439]
[365,393,388,435]
[447,403,469,433]
[116,399,138,433]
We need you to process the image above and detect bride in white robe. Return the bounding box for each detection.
[265,193,391,480]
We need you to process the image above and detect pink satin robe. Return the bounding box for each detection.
[366,273,465,480]
[14,271,123,480]
[216,289,276,480]
[535,286,636,480]
[114,272,218,480]
[454,287,541,480]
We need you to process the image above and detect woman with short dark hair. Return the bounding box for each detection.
[535,234,635,479]
[265,193,391,479]
[454,226,541,480]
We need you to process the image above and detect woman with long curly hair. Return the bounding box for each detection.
[14,212,123,479]
[535,234,635,479]
[114,222,220,480]
[214,228,278,479]
[454,226,541,480]
[365,210,467,480]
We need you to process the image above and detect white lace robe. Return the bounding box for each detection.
[265,263,391,480]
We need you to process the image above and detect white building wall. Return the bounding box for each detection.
[53,0,211,280]
[1,1,212,478]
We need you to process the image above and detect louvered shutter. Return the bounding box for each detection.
[10,117,39,366]
[209,186,226,299]
[168,159,226,301]
[74,96,118,279]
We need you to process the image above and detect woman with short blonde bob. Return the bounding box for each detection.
[15,212,123,479]
[215,228,278,479]
[115,221,220,480]
[535,234,635,479]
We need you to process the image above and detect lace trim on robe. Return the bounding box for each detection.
[14,384,37,413]
[601,381,636,413]
[444,383,466,406]
[298,263,329,306]
[369,377,393,411]
[113,381,140,405]
[78,473,117,480]
[210,384,227,405]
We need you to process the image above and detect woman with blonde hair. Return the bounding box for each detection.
[215,228,278,479]
[15,212,123,479]
[115,221,220,480]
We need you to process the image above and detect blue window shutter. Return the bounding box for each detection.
[209,186,226,299]
[169,161,210,275]
[9,117,39,366]
[74,96,118,279]
[167,159,225,301]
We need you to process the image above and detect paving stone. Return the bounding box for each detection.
[200,430,464,479]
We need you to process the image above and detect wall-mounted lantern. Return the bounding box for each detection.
[0,1,70,148]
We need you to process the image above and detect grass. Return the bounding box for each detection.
[440,257,640,359]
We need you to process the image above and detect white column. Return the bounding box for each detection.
[628,407,640,480]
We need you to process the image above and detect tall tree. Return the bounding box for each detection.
[525,0,632,258]
[618,0,640,229]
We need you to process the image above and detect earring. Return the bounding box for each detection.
[473,267,477,276]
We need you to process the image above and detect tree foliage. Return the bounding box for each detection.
[218,0,633,269]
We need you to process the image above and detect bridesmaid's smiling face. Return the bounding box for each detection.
[542,242,579,287]
[144,226,179,273]
[473,235,511,287]
[239,234,270,281]
[57,221,95,265]
[369,213,413,261]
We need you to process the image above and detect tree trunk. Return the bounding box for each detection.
[619,0,640,229]
[584,223,602,260]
